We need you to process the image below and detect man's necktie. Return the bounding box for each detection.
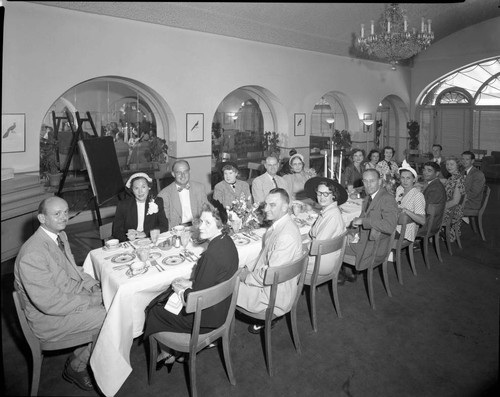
[365,195,373,213]
[177,183,191,192]
[272,177,278,189]
[57,235,65,253]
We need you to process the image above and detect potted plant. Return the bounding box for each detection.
[262,131,281,159]
[407,120,420,150]
[40,134,62,187]
[149,135,169,172]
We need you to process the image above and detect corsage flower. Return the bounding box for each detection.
[147,198,159,215]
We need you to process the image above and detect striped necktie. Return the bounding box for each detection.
[57,235,65,253]
[272,177,278,188]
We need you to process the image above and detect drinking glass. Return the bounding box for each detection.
[292,202,302,216]
[150,229,160,246]
[136,247,151,268]
[180,230,191,251]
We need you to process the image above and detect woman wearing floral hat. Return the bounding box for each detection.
[112,172,169,242]
[283,153,316,200]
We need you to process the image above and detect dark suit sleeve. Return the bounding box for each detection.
[112,199,130,242]
[154,197,169,232]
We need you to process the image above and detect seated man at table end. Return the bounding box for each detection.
[237,188,303,334]
[158,159,208,228]
[340,168,398,284]
[14,196,105,392]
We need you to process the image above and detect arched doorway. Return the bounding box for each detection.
[376,95,408,162]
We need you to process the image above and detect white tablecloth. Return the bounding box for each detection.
[84,202,362,396]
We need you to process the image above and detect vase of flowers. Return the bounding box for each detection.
[226,193,261,232]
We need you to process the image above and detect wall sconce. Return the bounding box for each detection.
[232,115,238,123]
[362,113,375,133]
[326,117,335,129]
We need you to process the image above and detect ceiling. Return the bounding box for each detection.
[30,1,500,61]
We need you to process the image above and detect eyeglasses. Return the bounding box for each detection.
[316,190,332,197]
[174,171,189,177]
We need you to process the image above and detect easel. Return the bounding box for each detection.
[52,110,105,226]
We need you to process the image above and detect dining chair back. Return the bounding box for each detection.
[391,212,419,285]
[343,229,396,310]
[236,251,308,376]
[247,161,263,185]
[12,288,98,396]
[148,269,242,397]
[99,222,113,244]
[305,231,347,329]
[463,185,490,241]
[416,203,444,269]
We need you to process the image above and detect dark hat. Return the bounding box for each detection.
[217,161,239,175]
[304,177,348,205]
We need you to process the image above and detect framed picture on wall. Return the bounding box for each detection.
[294,113,306,136]
[186,113,204,142]
[2,113,26,153]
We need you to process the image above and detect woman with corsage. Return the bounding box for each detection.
[112,172,169,242]
[394,161,426,242]
[143,201,238,365]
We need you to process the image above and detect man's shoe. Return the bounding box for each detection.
[337,272,346,285]
[345,273,357,283]
[62,362,94,391]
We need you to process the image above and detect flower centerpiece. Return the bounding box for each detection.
[226,193,261,232]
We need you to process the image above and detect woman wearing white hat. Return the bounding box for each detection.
[395,161,426,242]
[112,172,169,242]
[282,153,316,200]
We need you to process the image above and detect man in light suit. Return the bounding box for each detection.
[237,188,303,333]
[341,169,398,282]
[158,159,208,227]
[14,197,105,391]
[461,151,486,212]
[251,156,290,204]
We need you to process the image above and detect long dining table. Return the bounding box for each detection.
[83,198,362,396]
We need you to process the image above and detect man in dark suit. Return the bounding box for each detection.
[418,161,447,236]
[158,159,208,227]
[14,197,105,391]
[432,144,451,179]
[461,151,486,212]
[340,169,398,283]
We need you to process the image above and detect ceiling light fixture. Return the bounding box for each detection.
[355,3,434,70]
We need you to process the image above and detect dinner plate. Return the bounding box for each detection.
[134,238,151,246]
[162,255,185,266]
[126,266,149,277]
[233,236,251,246]
[148,252,161,260]
[110,253,136,263]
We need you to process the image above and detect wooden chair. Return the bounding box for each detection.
[304,232,347,329]
[391,213,419,285]
[343,230,396,310]
[12,289,98,396]
[246,151,263,160]
[471,149,487,160]
[148,270,242,397]
[463,185,490,241]
[442,194,466,255]
[247,161,263,186]
[236,252,308,376]
[99,222,113,244]
[415,203,445,269]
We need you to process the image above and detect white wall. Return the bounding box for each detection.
[2,2,413,188]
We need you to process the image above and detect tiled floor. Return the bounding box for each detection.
[2,181,499,396]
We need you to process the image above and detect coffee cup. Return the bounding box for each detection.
[106,239,119,249]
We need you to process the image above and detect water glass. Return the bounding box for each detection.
[136,247,151,265]
[150,229,160,246]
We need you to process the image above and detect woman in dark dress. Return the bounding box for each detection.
[112,172,169,242]
[143,201,239,364]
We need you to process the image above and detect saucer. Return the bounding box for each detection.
[233,236,251,246]
[162,255,185,266]
[148,252,161,260]
[126,266,149,277]
[110,253,136,263]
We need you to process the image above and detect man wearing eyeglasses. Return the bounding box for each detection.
[158,159,208,227]
[341,168,398,282]
[251,156,290,204]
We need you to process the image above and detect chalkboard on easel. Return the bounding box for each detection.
[78,137,125,206]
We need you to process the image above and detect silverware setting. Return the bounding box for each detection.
[151,259,165,272]
[242,232,259,241]
[178,252,192,262]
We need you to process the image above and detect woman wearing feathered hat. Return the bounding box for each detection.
[303,176,348,277]
[112,172,169,242]
[395,160,426,242]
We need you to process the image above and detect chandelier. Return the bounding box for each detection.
[355,3,434,70]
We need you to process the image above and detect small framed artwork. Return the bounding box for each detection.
[294,113,306,136]
[2,113,26,153]
[186,113,204,142]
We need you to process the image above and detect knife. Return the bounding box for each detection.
[242,232,258,241]
[179,252,192,262]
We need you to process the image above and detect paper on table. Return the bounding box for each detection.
[164,293,183,314]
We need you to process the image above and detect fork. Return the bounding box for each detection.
[151,259,164,272]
